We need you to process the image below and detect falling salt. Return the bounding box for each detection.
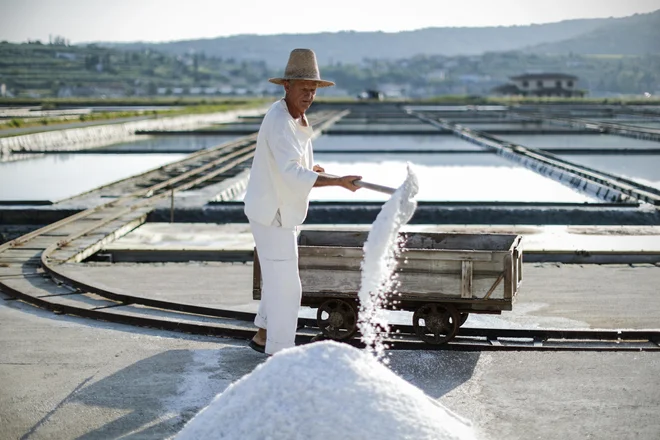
[174,341,476,440]
[357,163,419,359]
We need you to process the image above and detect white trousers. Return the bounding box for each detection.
[249,218,301,355]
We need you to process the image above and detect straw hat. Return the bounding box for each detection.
[269,48,335,88]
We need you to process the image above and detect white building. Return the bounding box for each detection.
[493,73,585,97]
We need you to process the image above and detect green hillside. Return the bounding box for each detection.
[0,41,273,98]
[101,17,613,66]
[529,10,660,55]
[1,34,658,99]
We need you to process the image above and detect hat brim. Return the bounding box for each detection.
[269,77,335,88]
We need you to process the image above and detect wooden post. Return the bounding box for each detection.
[503,254,513,300]
[170,189,174,223]
[461,260,473,298]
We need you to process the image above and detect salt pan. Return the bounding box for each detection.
[174,341,476,440]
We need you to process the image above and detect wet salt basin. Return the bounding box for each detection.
[99,134,240,152]
[328,123,443,132]
[3,131,654,204]
[313,134,483,151]
[461,122,553,130]
[621,121,660,129]
[209,123,262,132]
[557,154,660,190]
[0,153,185,202]
[497,133,660,150]
[300,152,595,202]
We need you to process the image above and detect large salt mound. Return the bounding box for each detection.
[174,341,477,440]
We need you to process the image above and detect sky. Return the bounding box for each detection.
[1,0,659,44]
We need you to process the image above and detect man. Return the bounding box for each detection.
[243,48,362,355]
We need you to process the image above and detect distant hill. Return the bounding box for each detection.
[100,17,616,66]
[2,9,658,99]
[528,9,660,55]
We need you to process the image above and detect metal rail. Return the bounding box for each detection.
[2,273,658,352]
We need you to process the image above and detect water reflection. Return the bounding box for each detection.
[497,134,660,149]
[233,152,595,203]
[313,134,484,151]
[0,153,186,202]
[100,135,241,152]
[310,153,595,202]
[557,154,660,190]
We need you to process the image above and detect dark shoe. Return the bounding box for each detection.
[248,339,266,354]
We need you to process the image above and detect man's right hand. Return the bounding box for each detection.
[340,175,362,192]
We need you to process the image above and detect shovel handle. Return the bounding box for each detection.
[320,173,397,195]
[353,180,396,195]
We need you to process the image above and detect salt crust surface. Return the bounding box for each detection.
[174,341,476,440]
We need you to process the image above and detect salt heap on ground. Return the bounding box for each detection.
[174,341,476,440]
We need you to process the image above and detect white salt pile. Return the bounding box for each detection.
[357,163,419,358]
[174,341,476,440]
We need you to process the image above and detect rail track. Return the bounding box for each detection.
[2,269,658,352]
[2,107,659,352]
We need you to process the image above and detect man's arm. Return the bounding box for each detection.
[314,173,362,192]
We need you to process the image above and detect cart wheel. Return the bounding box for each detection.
[413,303,460,345]
[459,313,470,327]
[317,299,358,341]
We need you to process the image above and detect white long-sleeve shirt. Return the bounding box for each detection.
[243,99,319,228]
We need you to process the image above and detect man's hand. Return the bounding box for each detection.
[340,175,362,192]
[313,164,325,173]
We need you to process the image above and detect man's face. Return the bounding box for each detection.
[284,80,318,114]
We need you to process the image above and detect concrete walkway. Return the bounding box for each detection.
[2,292,659,440]
[0,115,156,138]
[62,260,660,329]
[106,223,660,254]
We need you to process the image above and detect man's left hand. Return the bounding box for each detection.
[313,164,325,173]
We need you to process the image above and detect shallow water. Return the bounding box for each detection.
[497,133,660,150]
[0,153,186,202]
[99,135,241,152]
[557,154,660,190]
[309,153,595,202]
[313,134,484,151]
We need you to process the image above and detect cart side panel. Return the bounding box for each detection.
[298,231,521,252]
[402,233,520,251]
[299,267,505,298]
